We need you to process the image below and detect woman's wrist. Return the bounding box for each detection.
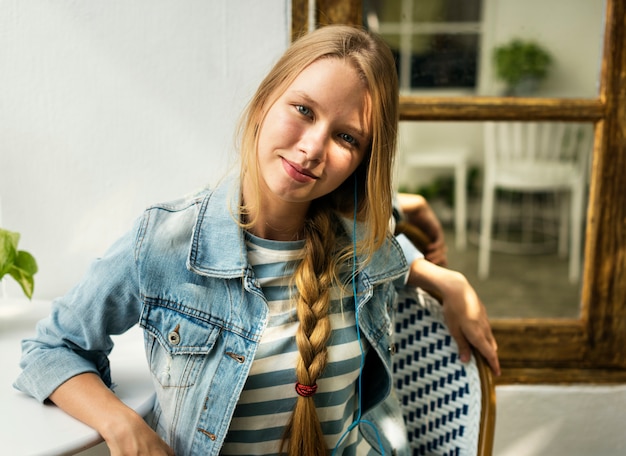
[436,268,467,299]
[407,257,464,295]
[98,402,144,443]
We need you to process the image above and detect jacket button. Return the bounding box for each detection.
[168,331,181,345]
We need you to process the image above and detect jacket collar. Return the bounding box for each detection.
[188,175,408,284]
[188,175,249,278]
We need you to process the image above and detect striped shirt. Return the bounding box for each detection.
[221,233,377,455]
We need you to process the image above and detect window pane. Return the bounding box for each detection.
[410,33,478,88]
[364,0,481,90]
[365,0,603,97]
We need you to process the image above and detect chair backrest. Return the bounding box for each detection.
[393,287,496,456]
[485,121,591,169]
[487,121,564,164]
[483,121,593,193]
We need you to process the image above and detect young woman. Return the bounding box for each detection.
[16,25,498,455]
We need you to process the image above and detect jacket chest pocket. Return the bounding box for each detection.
[141,301,221,388]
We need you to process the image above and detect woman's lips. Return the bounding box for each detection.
[282,158,318,183]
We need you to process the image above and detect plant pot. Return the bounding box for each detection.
[506,76,541,96]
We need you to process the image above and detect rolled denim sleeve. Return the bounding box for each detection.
[394,232,424,286]
[14,217,145,402]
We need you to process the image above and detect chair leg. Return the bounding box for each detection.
[478,185,495,279]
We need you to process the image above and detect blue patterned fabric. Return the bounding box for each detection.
[393,288,481,456]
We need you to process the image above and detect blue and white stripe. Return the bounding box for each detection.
[220,233,376,455]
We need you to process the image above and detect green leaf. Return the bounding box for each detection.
[0,228,38,299]
[14,250,38,275]
[8,265,35,299]
[0,229,19,279]
[493,39,552,86]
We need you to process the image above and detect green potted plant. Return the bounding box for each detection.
[493,38,553,96]
[0,228,38,299]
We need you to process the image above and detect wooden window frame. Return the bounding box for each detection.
[292,0,626,384]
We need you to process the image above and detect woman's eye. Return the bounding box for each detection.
[339,133,357,146]
[296,105,312,117]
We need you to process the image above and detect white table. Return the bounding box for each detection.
[403,146,469,250]
[0,299,155,455]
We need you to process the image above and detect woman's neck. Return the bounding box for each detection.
[247,219,305,241]
[242,178,309,241]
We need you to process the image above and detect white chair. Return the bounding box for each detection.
[478,121,592,283]
[393,286,496,456]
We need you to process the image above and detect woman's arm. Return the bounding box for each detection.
[16,217,174,454]
[406,258,501,377]
[49,373,174,456]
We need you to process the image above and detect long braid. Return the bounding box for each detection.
[282,208,337,456]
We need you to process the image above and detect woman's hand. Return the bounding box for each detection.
[49,373,175,456]
[101,407,175,456]
[438,270,500,376]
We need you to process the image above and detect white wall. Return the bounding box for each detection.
[0,0,289,300]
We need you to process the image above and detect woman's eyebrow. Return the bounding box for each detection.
[290,90,316,105]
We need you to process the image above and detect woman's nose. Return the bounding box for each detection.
[299,124,328,161]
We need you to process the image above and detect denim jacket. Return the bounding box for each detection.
[15,177,410,455]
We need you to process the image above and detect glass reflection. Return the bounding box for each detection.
[364,0,604,98]
[396,121,593,319]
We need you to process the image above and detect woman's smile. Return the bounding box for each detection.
[281,157,319,183]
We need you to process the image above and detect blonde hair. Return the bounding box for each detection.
[237,25,399,455]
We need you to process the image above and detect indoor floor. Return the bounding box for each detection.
[441,227,582,320]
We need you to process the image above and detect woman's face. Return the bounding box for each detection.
[255,57,371,210]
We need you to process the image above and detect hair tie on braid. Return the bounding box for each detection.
[295,382,318,398]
